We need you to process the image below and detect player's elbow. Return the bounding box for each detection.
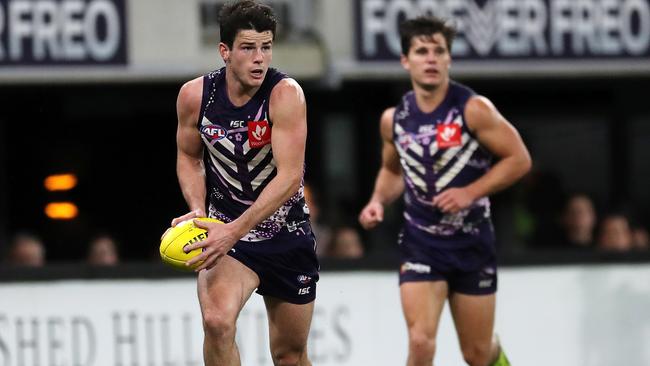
[517,151,532,177]
[176,153,203,171]
[287,174,303,195]
[278,168,303,195]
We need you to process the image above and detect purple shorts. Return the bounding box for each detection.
[228,221,319,304]
[398,221,498,295]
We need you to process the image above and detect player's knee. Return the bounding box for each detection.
[461,342,492,366]
[202,311,236,340]
[271,346,307,366]
[408,330,436,361]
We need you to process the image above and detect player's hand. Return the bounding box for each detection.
[433,187,475,214]
[184,220,242,272]
[359,201,384,230]
[170,209,206,228]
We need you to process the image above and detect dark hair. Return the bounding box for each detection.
[219,0,277,48]
[10,232,43,247]
[399,16,456,55]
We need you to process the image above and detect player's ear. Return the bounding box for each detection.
[219,42,230,63]
[400,53,410,71]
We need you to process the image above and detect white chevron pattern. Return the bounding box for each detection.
[433,133,470,173]
[395,124,424,156]
[202,117,276,195]
[435,140,479,191]
[395,143,425,175]
[248,144,272,171]
[208,152,242,191]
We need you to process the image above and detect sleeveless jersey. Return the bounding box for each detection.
[198,67,309,242]
[393,81,493,239]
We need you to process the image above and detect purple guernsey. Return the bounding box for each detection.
[197,67,309,242]
[393,81,493,241]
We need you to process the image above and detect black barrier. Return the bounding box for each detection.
[1,251,650,282]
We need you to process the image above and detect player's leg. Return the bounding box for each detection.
[401,281,448,366]
[448,292,503,366]
[197,255,260,366]
[264,297,314,366]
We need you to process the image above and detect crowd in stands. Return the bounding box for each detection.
[1,182,365,267]
[558,193,649,252]
[518,169,649,252]
[3,231,121,267]
[304,183,365,259]
[4,176,648,266]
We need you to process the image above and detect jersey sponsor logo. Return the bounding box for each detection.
[248,120,271,148]
[297,275,312,284]
[436,124,462,148]
[400,261,431,274]
[230,120,245,128]
[298,286,311,295]
[201,125,228,141]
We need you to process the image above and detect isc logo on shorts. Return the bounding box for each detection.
[479,279,493,288]
[298,287,311,295]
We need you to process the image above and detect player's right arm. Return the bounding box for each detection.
[359,107,404,230]
[173,77,207,226]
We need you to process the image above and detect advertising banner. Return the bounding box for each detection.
[356,0,650,62]
[1,266,650,365]
[0,0,127,66]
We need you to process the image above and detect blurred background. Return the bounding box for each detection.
[1,0,649,263]
[1,0,650,364]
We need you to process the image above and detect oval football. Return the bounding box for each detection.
[159,217,223,271]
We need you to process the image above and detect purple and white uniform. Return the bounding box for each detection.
[197,67,318,303]
[394,81,497,294]
[199,67,309,241]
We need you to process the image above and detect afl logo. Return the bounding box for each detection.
[202,125,228,141]
[297,275,312,284]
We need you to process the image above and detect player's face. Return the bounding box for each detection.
[401,33,451,90]
[220,29,273,88]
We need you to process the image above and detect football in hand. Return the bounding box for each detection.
[159,217,223,271]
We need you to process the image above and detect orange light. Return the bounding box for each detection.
[44,174,78,191]
[45,202,79,220]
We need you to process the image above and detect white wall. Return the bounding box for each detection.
[1,264,650,365]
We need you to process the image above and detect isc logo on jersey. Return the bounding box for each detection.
[202,125,228,141]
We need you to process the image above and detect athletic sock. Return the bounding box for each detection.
[490,347,511,366]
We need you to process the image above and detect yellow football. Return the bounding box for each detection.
[159,217,223,271]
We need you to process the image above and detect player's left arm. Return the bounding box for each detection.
[230,78,307,233]
[433,96,532,213]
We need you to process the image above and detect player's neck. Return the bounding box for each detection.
[412,80,449,114]
[225,68,260,107]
